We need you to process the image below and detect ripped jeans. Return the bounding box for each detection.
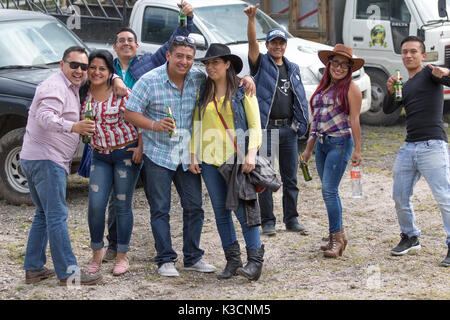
[88,143,141,253]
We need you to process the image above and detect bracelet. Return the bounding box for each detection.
[151,120,154,131]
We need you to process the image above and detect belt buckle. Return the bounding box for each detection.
[274,119,283,126]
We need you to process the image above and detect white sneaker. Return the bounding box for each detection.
[184,259,217,273]
[158,262,179,277]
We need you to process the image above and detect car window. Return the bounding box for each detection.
[0,19,84,67]
[356,0,390,20]
[195,4,286,44]
[141,6,202,44]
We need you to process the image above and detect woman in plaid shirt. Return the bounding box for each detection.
[301,44,364,259]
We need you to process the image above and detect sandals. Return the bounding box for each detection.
[87,248,106,274]
[112,258,129,276]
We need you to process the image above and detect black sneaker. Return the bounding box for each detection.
[441,245,450,267]
[391,233,421,256]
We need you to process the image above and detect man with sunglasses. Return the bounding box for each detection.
[100,1,195,263]
[245,4,309,236]
[125,36,256,277]
[20,46,127,286]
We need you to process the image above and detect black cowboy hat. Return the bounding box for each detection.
[197,43,243,74]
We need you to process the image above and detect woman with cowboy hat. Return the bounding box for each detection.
[301,44,364,258]
[189,43,265,281]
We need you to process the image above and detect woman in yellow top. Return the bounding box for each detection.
[190,44,264,281]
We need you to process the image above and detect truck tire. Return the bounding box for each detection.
[0,128,33,206]
[360,69,402,126]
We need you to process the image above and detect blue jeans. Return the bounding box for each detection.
[20,159,78,280]
[106,166,147,251]
[258,125,299,226]
[315,136,353,233]
[393,140,450,245]
[88,144,141,253]
[143,156,205,267]
[201,163,261,250]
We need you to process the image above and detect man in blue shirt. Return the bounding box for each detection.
[103,2,195,262]
[125,37,217,277]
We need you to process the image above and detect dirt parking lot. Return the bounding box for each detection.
[0,120,449,300]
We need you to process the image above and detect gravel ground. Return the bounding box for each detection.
[0,122,449,300]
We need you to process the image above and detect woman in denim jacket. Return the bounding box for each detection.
[190,43,265,281]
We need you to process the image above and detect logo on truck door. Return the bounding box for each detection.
[369,25,387,47]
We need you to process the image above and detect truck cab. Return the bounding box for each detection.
[342,0,450,125]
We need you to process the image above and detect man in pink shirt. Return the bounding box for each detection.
[20,46,112,286]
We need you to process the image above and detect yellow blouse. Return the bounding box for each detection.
[190,94,262,167]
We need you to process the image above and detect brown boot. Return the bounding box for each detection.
[323,231,346,258]
[321,228,347,251]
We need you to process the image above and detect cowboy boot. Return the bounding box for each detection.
[323,231,346,258]
[217,241,243,280]
[321,227,347,251]
[236,244,265,281]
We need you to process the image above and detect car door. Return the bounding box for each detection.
[349,0,411,75]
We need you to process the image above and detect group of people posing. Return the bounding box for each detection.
[20,3,450,287]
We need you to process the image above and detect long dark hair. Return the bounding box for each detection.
[201,57,239,112]
[80,49,115,103]
[309,58,353,114]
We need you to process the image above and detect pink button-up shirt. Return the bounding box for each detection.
[20,70,81,174]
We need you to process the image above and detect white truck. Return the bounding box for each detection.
[2,0,371,122]
[332,0,450,125]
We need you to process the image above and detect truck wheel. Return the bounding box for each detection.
[0,128,33,206]
[360,70,401,126]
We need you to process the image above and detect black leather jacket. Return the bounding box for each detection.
[218,155,281,228]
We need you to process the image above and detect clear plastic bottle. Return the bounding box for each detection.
[350,164,363,198]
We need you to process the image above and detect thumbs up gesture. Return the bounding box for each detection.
[428,64,450,78]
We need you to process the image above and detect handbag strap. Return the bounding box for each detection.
[213,99,242,157]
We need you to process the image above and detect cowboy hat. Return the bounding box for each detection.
[318,44,365,72]
[197,43,243,74]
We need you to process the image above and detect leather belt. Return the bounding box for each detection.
[269,118,291,126]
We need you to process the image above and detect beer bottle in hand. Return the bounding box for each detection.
[179,1,187,28]
[166,106,177,138]
[300,155,312,181]
[82,100,94,144]
[393,69,403,101]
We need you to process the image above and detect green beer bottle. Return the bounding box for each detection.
[82,100,94,144]
[166,106,177,138]
[393,69,403,101]
[179,1,187,28]
[300,155,312,181]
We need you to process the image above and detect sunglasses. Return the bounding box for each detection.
[173,36,196,46]
[330,59,352,70]
[64,60,88,71]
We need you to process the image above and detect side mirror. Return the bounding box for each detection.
[190,33,207,50]
[438,0,447,18]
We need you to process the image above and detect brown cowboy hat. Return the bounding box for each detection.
[318,44,365,72]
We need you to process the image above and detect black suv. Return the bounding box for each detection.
[0,9,89,205]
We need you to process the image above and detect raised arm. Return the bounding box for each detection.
[244,4,260,67]
[130,2,194,78]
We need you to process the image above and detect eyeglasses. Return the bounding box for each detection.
[64,60,88,71]
[330,59,352,70]
[173,36,196,47]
